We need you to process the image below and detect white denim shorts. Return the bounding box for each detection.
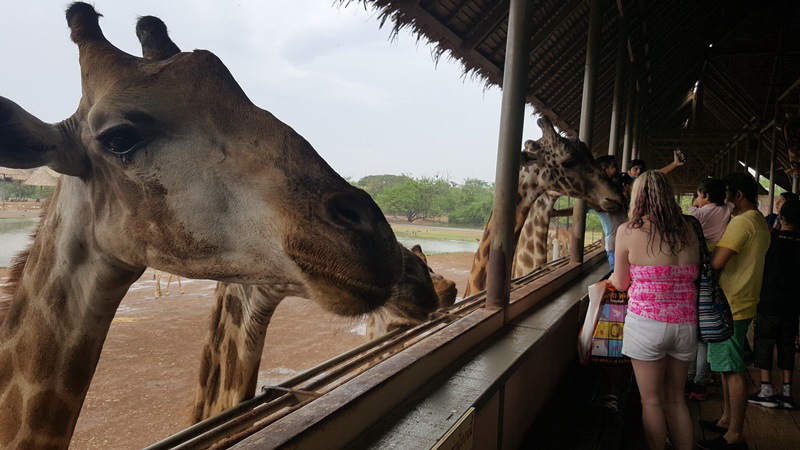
[622,312,698,362]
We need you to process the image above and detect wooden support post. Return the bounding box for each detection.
[754,137,761,183]
[742,138,749,173]
[768,104,779,213]
[571,0,602,264]
[486,0,532,311]
[608,16,626,157]
[622,67,635,172]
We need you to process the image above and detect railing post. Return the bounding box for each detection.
[486,0,532,311]
[571,0,603,264]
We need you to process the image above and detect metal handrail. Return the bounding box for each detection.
[147,241,605,449]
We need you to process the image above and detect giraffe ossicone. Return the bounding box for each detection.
[0,4,436,447]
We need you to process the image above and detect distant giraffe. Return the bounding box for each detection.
[464,117,624,296]
[154,270,184,298]
[512,191,575,277]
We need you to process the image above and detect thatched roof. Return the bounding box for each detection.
[23,167,59,187]
[345,0,800,191]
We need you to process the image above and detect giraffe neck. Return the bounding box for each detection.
[191,282,301,423]
[0,181,142,449]
[512,192,557,277]
[465,170,545,297]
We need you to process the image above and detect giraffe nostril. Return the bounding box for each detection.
[324,191,379,232]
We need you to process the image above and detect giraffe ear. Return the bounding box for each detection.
[0,97,82,174]
[409,244,428,265]
[536,116,556,138]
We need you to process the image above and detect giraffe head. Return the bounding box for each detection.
[520,117,624,211]
[366,245,457,340]
[0,3,436,317]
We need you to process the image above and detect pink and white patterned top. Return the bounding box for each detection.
[628,265,699,324]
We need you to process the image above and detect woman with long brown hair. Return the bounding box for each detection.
[610,170,700,450]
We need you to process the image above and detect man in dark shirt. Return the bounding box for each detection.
[749,197,800,410]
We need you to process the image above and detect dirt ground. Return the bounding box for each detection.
[0,252,473,449]
[0,200,44,219]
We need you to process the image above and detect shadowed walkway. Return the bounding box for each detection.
[524,358,800,449]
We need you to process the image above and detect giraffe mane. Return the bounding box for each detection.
[0,198,47,325]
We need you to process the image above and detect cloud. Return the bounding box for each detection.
[0,0,548,183]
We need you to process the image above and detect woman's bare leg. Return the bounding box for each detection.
[663,356,694,449]
[632,358,668,450]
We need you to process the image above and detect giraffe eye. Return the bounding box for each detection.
[98,126,144,156]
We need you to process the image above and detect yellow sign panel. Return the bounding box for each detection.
[432,407,475,450]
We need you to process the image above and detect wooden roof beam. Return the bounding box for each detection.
[394,1,576,133]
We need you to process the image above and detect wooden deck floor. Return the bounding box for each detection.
[525,360,800,449]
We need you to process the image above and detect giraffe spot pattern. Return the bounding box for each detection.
[1,294,28,339]
[0,384,22,445]
[16,311,58,384]
[208,365,221,405]
[26,389,72,437]
[224,339,239,391]
[224,293,243,327]
[63,339,97,397]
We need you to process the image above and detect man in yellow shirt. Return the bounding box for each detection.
[699,173,770,450]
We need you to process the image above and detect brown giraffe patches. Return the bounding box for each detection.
[0,351,12,396]
[481,244,490,258]
[224,339,239,390]
[198,344,212,387]
[17,317,59,384]
[474,267,486,290]
[209,301,223,332]
[224,293,243,327]
[0,385,22,445]
[16,439,62,450]
[208,365,221,404]
[62,339,97,397]
[46,278,70,319]
[27,390,73,438]
[213,322,226,350]
[520,253,534,268]
[0,294,27,338]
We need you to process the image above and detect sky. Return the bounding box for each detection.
[0,0,544,185]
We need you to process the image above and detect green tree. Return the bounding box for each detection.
[355,174,412,198]
[376,176,450,222]
[446,178,494,227]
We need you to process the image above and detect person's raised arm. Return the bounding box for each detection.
[659,150,686,175]
[609,223,631,291]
